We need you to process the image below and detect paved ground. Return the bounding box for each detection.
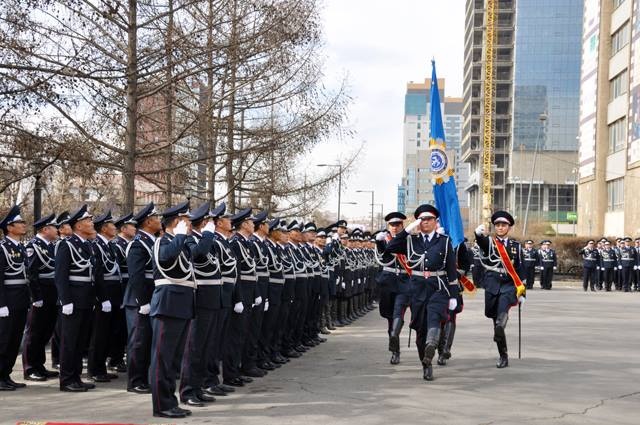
[3,281,640,425]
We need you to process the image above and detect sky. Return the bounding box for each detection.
[310,0,464,224]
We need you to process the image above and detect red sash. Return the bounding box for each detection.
[493,237,525,295]
[386,233,412,276]
[459,275,475,293]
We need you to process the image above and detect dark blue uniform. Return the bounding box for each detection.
[538,248,557,290]
[599,247,617,291]
[522,247,538,289]
[579,247,600,291]
[286,242,309,349]
[276,241,298,357]
[619,246,636,292]
[109,235,131,370]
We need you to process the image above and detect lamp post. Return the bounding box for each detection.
[572,167,578,236]
[523,112,547,236]
[356,189,374,231]
[317,163,343,221]
[373,203,384,229]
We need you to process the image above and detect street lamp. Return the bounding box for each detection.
[522,112,547,236]
[356,189,374,231]
[317,163,343,220]
[373,203,384,229]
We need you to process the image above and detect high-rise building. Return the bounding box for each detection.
[577,0,640,236]
[462,0,583,231]
[399,78,469,223]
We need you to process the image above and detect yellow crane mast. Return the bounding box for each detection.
[482,0,496,226]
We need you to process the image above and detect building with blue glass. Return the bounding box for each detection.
[462,0,582,231]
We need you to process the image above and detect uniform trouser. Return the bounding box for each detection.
[22,302,57,375]
[242,302,265,371]
[540,267,554,289]
[179,308,217,401]
[622,266,633,291]
[59,308,92,387]
[150,315,190,414]
[88,305,116,376]
[276,299,292,353]
[108,306,127,367]
[582,267,598,290]
[125,307,152,389]
[0,307,28,381]
[203,307,229,388]
[259,301,281,362]
[602,267,615,290]
[320,294,331,328]
[412,279,449,363]
[523,265,535,289]
[223,306,249,381]
[392,292,412,320]
[291,278,308,346]
[304,291,320,339]
[51,322,61,365]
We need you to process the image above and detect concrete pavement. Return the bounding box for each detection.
[2,282,639,425]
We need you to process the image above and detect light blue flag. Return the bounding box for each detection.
[429,60,465,248]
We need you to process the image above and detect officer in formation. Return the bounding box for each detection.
[475,211,526,369]
[522,240,538,289]
[598,239,618,291]
[579,240,600,292]
[384,204,459,381]
[537,240,557,290]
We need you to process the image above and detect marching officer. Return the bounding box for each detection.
[579,240,600,292]
[124,202,161,394]
[385,204,459,381]
[55,204,97,392]
[619,237,636,292]
[374,211,411,365]
[522,240,538,289]
[475,210,526,369]
[538,240,557,290]
[471,243,484,288]
[0,206,29,390]
[22,213,59,381]
[599,240,618,292]
[149,201,196,419]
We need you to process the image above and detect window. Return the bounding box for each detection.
[608,118,627,153]
[417,132,421,139]
[613,0,626,9]
[610,71,628,101]
[611,23,630,56]
[607,178,624,211]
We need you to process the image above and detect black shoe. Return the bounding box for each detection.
[223,378,244,387]
[239,375,255,383]
[294,345,307,353]
[79,381,96,389]
[5,378,26,388]
[90,374,111,383]
[242,368,265,378]
[258,362,275,371]
[437,355,447,366]
[108,363,127,373]
[175,406,192,416]
[423,365,434,381]
[204,385,227,396]
[390,351,400,365]
[335,320,345,327]
[316,336,327,343]
[42,369,59,378]
[105,373,118,380]
[60,382,87,392]
[127,385,151,394]
[320,327,331,334]
[153,408,186,418]
[51,363,60,370]
[496,355,509,368]
[182,397,205,407]
[271,355,287,365]
[327,324,336,330]
[284,350,301,358]
[218,383,235,392]
[197,392,216,402]
[24,371,48,381]
[0,381,16,391]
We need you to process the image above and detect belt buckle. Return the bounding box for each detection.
[424,270,430,279]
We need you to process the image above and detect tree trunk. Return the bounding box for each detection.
[124,0,138,212]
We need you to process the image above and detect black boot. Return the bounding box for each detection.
[389,318,403,364]
[390,351,400,365]
[421,327,440,381]
[496,338,509,368]
[437,321,455,366]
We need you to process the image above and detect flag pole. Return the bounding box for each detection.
[518,302,522,359]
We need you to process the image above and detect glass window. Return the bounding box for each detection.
[611,23,630,56]
[607,178,624,211]
[613,0,626,9]
[610,70,628,101]
[608,118,627,153]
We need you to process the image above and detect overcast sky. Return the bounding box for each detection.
[310,0,464,223]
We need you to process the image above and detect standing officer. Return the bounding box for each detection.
[314,228,332,335]
[149,201,195,419]
[88,210,120,383]
[475,211,526,369]
[385,204,459,381]
[599,240,617,292]
[634,238,640,291]
[273,220,299,359]
[124,202,161,394]
[619,237,636,292]
[522,240,538,289]
[579,240,600,292]
[538,240,557,290]
[613,238,623,290]
[55,205,97,392]
[0,206,29,390]
[50,210,72,371]
[23,213,59,381]
[286,221,311,351]
[374,212,410,365]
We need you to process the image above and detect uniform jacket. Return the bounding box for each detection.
[26,235,56,304]
[124,230,155,307]
[54,234,95,309]
[0,237,30,310]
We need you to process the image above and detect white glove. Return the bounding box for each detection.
[619,265,623,270]
[341,281,346,289]
[174,219,188,235]
[448,298,457,311]
[203,221,216,234]
[101,300,112,313]
[553,266,557,270]
[62,303,74,315]
[436,226,445,235]
[139,303,151,315]
[234,302,244,314]
[32,300,44,308]
[376,232,387,241]
[405,220,420,233]
[0,306,8,317]
[475,224,487,236]
[254,296,262,306]
[357,278,361,284]
[264,300,269,312]
[518,296,526,305]
[635,266,638,271]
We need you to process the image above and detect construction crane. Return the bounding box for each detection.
[482,0,496,226]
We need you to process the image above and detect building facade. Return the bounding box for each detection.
[462,0,583,232]
[398,78,469,223]
[578,0,640,237]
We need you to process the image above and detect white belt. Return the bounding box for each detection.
[197,279,222,286]
[4,279,27,285]
[145,272,154,279]
[383,266,407,274]
[222,276,236,284]
[321,273,330,278]
[484,266,506,274]
[256,272,269,278]
[240,275,258,282]
[524,259,536,262]
[542,260,555,263]
[414,270,447,278]
[284,274,295,279]
[69,276,91,282]
[121,273,129,278]
[104,275,121,282]
[39,272,55,279]
[297,273,308,278]
[270,278,285,284]
[154,278,195,288]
